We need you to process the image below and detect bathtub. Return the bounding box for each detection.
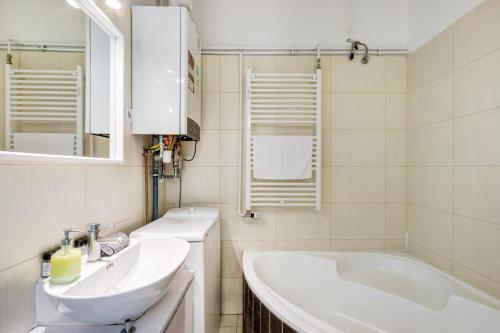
[242,252,500,333]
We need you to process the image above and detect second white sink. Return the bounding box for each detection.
[42,236,190,325]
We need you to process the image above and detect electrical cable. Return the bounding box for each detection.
[183,141,198,161]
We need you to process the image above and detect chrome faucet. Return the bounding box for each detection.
[87,223,115,262]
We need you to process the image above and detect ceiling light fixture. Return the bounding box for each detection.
[105,0,122,10]
[65,0,80,9]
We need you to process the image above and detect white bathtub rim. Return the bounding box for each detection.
[242,251,500,333]
[243,252,341,333]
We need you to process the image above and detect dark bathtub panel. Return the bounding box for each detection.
[261,303,270,333]
[283,323,297,333]
[253,297,261,332]
[243,275,298,333]
[270,313,282,333]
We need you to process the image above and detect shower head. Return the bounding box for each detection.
[346,38,370,64]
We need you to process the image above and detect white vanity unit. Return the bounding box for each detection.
[32,236,194,333]
[131,207,221,333]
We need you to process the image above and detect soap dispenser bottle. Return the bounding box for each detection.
[50,228,82,284]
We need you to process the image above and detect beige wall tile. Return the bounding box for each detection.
[19,51,59,69]
[331,93,385,129]
[321,130,331,166]
[220,93,241,130]
[0,166,86,270]
[321,93,331,130]
[386,130,407,166]
[385,240,405,251]
[221,130,240,166]
[222,240,276,278]
[330,130,385,166]
[0,257,39,333]
[221,55,241,93]
[183,130,221,167]
[243,55,276,73]
[453,167,500,224]
[220,167,239,204]
[419,28,453,85]
[453,109,500,166]
[202,93,221,129]
[333,204,385,240]
[221,278,242,314]
[333,239,386,252]
[407,4,500,297]
[386,94,407,129]
[453,114,481,166]
[276,240,331,251]
[220,314,238,327]
[407,205,452,258]
[86,166,143,224]
[481,219,500,282]
[321,167,331,203]
[202,55,221,93]
[221,204,275,241]
[481,0,500,55]
[386,204,406,239]
[408,74,452,128]
[453,215,500,282]
[275,56,316,73]
[407,51,421,91]
[481,49,500,111]
[320,56,332,93]
[407,167,452,212]
[453,59,482,118]
[453,263,500,299]
[386,56,407,93]
[386,167,406,203]
[276,205,331,240]
[408,242,453,273]
[332,56,386,93]
[59,52,85,70]
[331,167,386,203]
[477,108,500,165]
[453,215,482,271]
[407,121,452,166]
[168,166,220,204]
[453,5,483,69]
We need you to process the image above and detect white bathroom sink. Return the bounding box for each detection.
[42,236,190,325]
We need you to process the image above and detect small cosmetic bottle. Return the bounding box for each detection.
[41,252,52,278]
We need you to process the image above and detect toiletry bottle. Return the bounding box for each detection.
[50,228,82,284]
[41,251,52,278]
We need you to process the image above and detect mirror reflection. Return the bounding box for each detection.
[0,0,111,158]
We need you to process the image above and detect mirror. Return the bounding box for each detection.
[0,0,123,160]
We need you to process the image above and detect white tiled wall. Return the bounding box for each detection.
[0,4,161,332]
[166,53,408,314]
[407,0,500,298]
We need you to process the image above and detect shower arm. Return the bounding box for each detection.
[347,38,370,64]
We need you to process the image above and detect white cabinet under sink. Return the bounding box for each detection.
[31,236,195,333]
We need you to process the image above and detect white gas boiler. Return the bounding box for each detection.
[132,6,201,140]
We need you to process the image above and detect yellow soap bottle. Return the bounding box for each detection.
[50,228,82,284]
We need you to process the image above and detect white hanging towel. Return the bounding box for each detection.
[252,135,313,180]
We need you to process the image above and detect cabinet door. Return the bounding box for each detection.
[164,285,193,333]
